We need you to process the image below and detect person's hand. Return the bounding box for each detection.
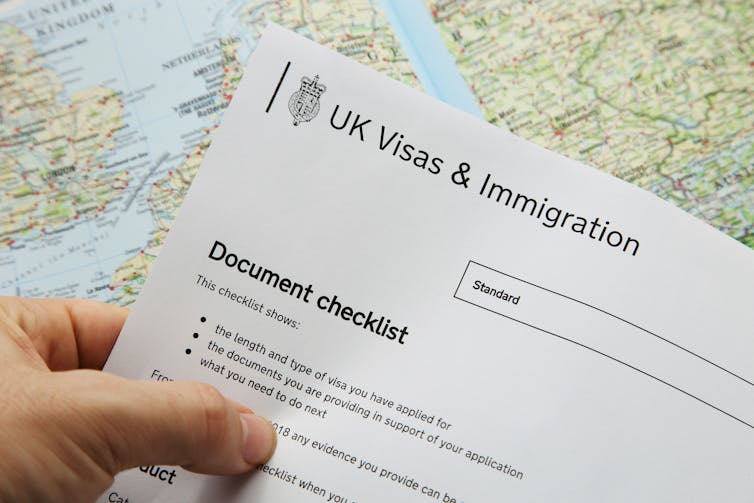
[0,297,276,503]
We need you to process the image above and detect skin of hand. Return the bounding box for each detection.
[0,297,277,503]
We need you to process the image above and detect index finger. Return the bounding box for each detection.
[0,297,128,371]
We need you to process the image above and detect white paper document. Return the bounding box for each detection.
[100,25,754,502]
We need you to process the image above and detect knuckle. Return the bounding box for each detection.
[190,382,231,445]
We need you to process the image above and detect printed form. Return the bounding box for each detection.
[100,25,754,502]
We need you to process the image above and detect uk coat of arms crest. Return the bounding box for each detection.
[288,75,326,126]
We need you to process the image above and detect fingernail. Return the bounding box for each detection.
[240,413,277,465]
[230,399,254,415]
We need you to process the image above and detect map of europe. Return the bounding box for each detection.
[0,0,752,305]
[0,0,417,303]
[426,0,754,247]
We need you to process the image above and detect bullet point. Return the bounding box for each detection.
[200,316,206,323]
[185,348,192,355]
[193,332,199,339]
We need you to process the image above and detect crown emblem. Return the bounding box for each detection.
[288,75,327,126]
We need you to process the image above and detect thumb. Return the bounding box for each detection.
[56,370,277,477]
